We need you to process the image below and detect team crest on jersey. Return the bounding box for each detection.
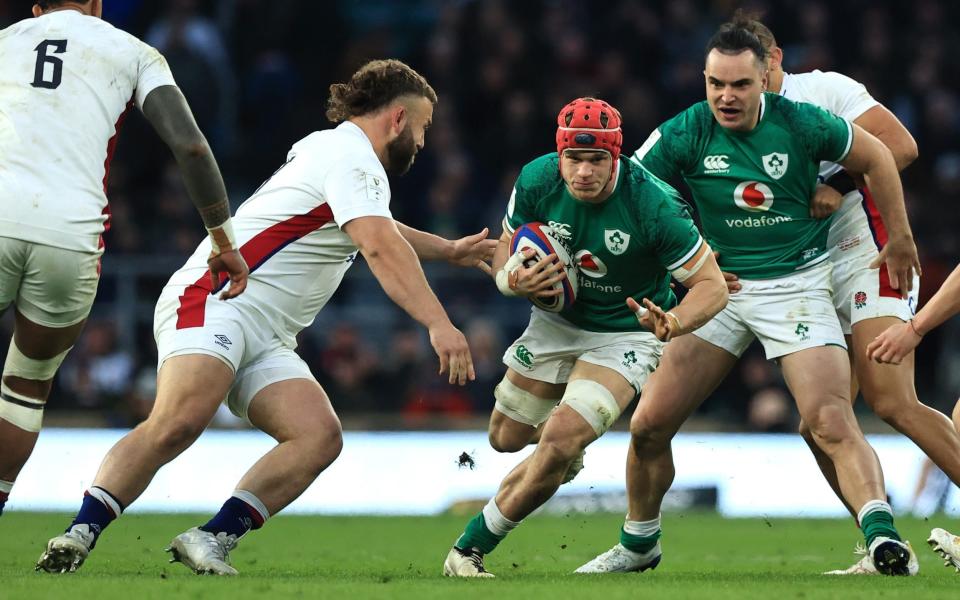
[733,181,774,212]
[575,250,607,278]
[604,229,630,255]
[762,152,788,180]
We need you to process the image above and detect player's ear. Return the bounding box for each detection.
[769,47,783,70]
[31,4,42,17]
[391,103,407,135]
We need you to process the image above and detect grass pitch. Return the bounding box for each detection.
[2,512,956,598]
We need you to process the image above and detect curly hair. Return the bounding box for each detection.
[326,59,437,123]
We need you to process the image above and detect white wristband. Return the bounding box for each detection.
[495,269,519,297]
[207,219,236,254]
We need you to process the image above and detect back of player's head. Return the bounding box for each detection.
[36,0,92,9]
[729,9,777,54]
[555,97,623,164]
[705,20,768,65]
[326,59,437,123]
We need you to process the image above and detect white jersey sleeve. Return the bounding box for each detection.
[0,12,176,253]
[321,153,393,227]
[781,70,879,122]
[133,42,177,109]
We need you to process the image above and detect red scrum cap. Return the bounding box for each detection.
[555,97,623,165]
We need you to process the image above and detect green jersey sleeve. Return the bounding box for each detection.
[631,103,706,181]
[786,100,854,164]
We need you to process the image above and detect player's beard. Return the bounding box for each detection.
[385,125,418,176]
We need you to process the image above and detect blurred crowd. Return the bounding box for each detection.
[1,0,958,429]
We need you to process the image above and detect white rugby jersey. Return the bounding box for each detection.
[162,122,393,348]
[0,11,176,252]
[779,71,882,245]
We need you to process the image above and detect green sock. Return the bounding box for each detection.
[455,512,504,555]
[620,527,661,554]
[860,508,901,547]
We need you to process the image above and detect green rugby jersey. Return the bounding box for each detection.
[634,93,853,279]
[503,153,703,333]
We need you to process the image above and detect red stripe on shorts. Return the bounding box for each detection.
[860,186,900,299]
[175,203,335,329]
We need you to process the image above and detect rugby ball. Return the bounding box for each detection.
[509,222,578,313]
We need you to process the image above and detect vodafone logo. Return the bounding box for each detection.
[733,181,774,212]
[575,249,607,278]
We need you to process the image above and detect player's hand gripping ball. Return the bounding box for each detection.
[508,222,578,313]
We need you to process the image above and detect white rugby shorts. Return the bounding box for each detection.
[828,189,918,334]
[502,308,663,393]
[154,290,316,420]
[0,237,100,327]
[694,261,846,359]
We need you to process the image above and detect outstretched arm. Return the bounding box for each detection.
[142,85,248,299]
[395,222,496,273]
[343,216,475,385]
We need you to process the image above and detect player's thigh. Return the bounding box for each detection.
[151,298,249,430]
[505,368,566,398]
[16,243,100,330]
[12,308,86,359]
[850,316,917,415]
[780,345,855,430]
[632,334,738,435]
[150,354,235,430]
[228,347,338,442]
[246,377,341,447]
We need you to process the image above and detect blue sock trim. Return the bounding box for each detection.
[200,496,259,538]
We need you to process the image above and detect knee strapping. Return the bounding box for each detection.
[3,339,71,381]
[0,383,44,432]
[493,376,558,427]
[561,379,621,436]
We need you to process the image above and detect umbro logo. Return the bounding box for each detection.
[214,334,232,350]
[703,155,730,173]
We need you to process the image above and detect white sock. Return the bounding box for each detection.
[482,498,519,537]
[88,485,123,517]
[624,513,661,538]
[0,479,12,495]
[857,499,893,525]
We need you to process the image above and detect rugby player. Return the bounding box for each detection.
[0,0,248,517]
[37,59,492,575]
[442,97,728,577]
[579,22,920,576]
[737,12,960,574]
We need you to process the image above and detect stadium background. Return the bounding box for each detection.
[1,0,959,512]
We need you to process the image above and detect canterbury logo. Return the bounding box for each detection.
[703,155,730,171]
